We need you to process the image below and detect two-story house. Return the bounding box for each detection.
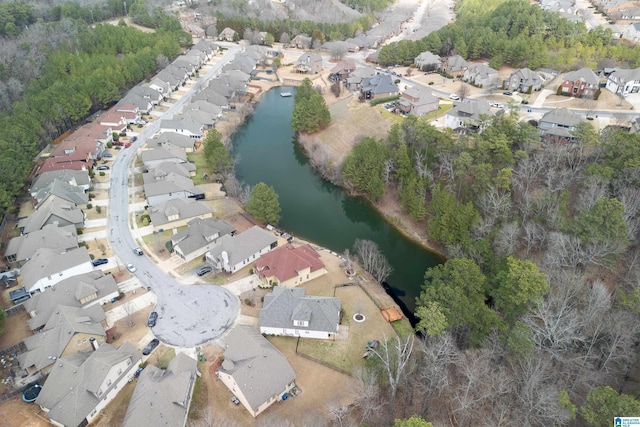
[560,68,600,98]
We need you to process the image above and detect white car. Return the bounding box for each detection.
[126,263,137,273]
[449,94,460,100]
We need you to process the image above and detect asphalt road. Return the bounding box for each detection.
[107,46,242,348]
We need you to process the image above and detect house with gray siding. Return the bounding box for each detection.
[206,226,277,273]
[171,217,235,262]
[148,198,214,232]
[538,107,585,144]
[5,224,78,266]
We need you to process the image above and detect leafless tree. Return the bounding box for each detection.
[457,82,470,100]
[329,42,347,61]
[521,220,547,256]
[576,175,609,211]
[383,158,395,183]
[368,335,415,424]
[123,301,136,327]
[414,151,430,180]
[353,239,393,283]
[350,367,382,423]
[327,399,350,427]
[619,186,640,245]
[280,32,290,46]
[493,220,520,257]
[188,407,241,427]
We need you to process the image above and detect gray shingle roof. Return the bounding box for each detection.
[21,247,92,292]
[19,197,85,234]
[34,179,89,207]
[207,226,277,268]
[147,132,196,150]
[5,224,78,265]
[361,74,399,95]
[122,353,197,427]
[35,342,140,427]
[220,326,295,413]
[563,68,599,85]
[24,271,117,331]
[31,170,90,196]
[148,198,214,228]
[171,217,235,256]
[259,287,341,334]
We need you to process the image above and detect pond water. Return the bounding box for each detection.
[232,87,443,318]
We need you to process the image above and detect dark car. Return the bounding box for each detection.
[503,91,513,96]
[142,338,159,356]
[131,136,138,142]
[197,265,212,276]
[91,258,109,267]
[147,311,158,327]
[102,153,113,158]
[97,166,110,171]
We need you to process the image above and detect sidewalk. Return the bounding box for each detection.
[105,292,157,327]
[222,273,260,296]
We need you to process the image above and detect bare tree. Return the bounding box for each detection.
[415,333,459,417]
[327,399,350,427]
[353,239,393,283]
[350,367,382,423]
[329,42,347,61]
[493,220,520,257]
[123,301,136,327]
[368,335,415,424]
[619,186,640,245]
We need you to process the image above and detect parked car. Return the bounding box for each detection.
[503,91,513,96]
[133,247,143,256]
[197,265,212,276]
[147,311,158,327]
[231,396,240,405]
[124,142,131,148]
[449,94,460,100]
[142,338,159,356]
[131,136,138,142]
[91,258,109,267]
[102,153,113,158]
[97,166,110,171]
[112,141,124,147]
[126,263,137,273]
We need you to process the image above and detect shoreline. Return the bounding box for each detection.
[238,76,445,260]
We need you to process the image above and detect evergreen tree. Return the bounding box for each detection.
[245,182,281,225]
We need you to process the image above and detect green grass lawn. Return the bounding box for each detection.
[187,152,213,185]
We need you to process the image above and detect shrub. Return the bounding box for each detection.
[87,203,93,209]
[96,205,102,214]
[107,142,113,148]
[249,268,254,274]
[244,298,254,306]
[99,172,106,177]
[370,95,400,106]
[428,81,434,85]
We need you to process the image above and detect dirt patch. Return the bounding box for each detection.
[0,398,49,427]
[0,309,31,351]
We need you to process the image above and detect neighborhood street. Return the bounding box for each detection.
[106,46,242,347]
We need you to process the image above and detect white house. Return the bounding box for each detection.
[605,67,640,97]
[21,247,93,294]
[259,287,341,339]
[206,226,277,273]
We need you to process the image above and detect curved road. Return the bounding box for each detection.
[107,47,242,347]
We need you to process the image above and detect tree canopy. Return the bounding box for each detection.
[245,182,281,225]
[292,78,331,134]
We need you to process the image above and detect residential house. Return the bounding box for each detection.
[329,59,356,82]
[158,117,204,139]
[118,93,155,115]
[605,67,640,96]
[254,244,327,287]
[18,303,107,373]
[122,353,198,427]
[192,89,229,110]
[259,287,341,339]
[538,107,585,144]
[148,198,214,232]
[506,68,544,93]
[146,132,197,153]
[620,6,640,20]
[290,34,312,49]
[560,68,600,98]
[187,100,223,122]
[175,110,216,130]
[444,99,493,133]
[33,179,89,207]
[414,51,442,71]
[24,271,118,331]
[171,217,235,261]
[193,39,220,58]
[222,55,257,75]
[140,145,188,170]
[155,66,187,92]
[217,325,296,418]
[294,52,323,74]
[244,45,267,63]
[173,56,199,76]
[463,63,501,88]
[218,27,237,42]
[18,197,85,234]
[148,78,172,97]
[440,54,468,76]
[130,85,165,105]
[622,22,640,42]
[35,342,140,427]
[30,170,91,198]
[21,246,93,294]
[366,50,379,64]
[396,86,439,116]
[206,226,278,273]
[143,173,204,207]
[360,74,399,100]
[345,67,377,91]
[5,224,78,266]
[38,121,109,174]
[97,107,137,134]
[207,79,236,101]
[184,23,205,38]
[346,34,380,50]
[143,162,195,183]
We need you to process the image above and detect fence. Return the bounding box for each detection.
[5,303,25,316]
[294,337,352,377]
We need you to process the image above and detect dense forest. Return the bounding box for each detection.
[378,0,640,70]
[0,1,190,219]
[337,107,640,424]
